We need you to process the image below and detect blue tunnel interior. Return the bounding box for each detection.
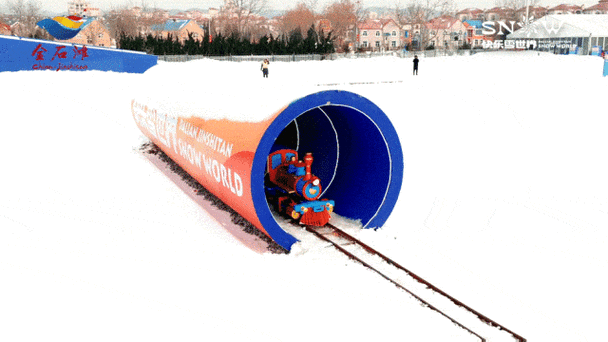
[252,90,403,250]
[269,105,392,223]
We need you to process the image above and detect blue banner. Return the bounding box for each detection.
[0,35,157,73]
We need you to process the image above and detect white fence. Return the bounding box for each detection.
[158,54,326,62]
[157,49,485,63]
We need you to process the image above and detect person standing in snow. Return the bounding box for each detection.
[261,59,269,78]
[413,55,419,75]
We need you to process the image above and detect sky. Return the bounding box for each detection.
[1,48,607,342]
[0,0,597,15]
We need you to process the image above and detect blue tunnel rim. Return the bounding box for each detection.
[251,90,404,251]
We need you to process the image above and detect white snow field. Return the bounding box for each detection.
[1,51,607,342]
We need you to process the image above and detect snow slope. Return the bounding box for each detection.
[1,51,607,342]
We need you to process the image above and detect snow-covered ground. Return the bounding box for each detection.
[1,51,606,342]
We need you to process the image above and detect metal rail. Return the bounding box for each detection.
[304,225,486,342]
[306,223,527,342]
[327,224,526,342]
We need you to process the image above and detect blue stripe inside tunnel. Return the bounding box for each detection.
[252,90,403,251]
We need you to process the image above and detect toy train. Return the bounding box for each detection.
[266,149,335,226]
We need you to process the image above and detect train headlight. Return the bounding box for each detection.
[313,179,320,186]
[326,203,333,212]
[302,207,308,213]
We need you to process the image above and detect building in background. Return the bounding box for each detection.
[456,8,484,21]
[463,20,491,48]
[425,16,467,50]
[68,0,101,17]
[63,19,114,47]
[151,19,206,43]
[583,0,608,14]
[546,4,583,15]
[357,19,401,51]
[484,7,514,21]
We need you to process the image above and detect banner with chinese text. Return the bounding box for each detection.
[0,35,157,73]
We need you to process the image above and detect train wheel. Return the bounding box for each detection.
[286,206,300,220]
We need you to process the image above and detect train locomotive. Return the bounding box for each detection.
[266,149,335,226]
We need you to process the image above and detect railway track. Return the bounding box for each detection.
[305,223,526,342]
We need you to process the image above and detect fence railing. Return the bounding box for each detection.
[157,54,327,62]
[156,49,484,63]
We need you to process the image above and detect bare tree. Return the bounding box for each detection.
[7,0,42,37]
[354,0,368,25]
[7,0,25,18]
[217,0,267,39]
[393,1,409,26]
[395,0,455,50]
[323,0,358,50]
[301,0,319,12]
[278,2,317,37]
[495,0,540,23]
[106,6,140,38]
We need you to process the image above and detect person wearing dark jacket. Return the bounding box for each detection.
[413,55,419,75]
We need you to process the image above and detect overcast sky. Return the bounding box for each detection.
[0,0,594,15]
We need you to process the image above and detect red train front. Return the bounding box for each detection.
[266,149,335,226]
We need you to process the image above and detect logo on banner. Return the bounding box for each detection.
[480,17,566,50]
[31,43,90,71]
[36,15,93,40]
[481,18,563,37]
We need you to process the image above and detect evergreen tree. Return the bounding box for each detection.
[201,31,212,55]
[256,35,271,55]
[210,34,225,56]
[318,30,335,54]
[184,32,200,55]
[303,25,318,54]
[287,27,304,54]
[115,26,335,56]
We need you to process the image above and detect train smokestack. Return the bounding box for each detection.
[303,153,313,181]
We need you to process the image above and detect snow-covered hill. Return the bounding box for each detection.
[1,51,606,342]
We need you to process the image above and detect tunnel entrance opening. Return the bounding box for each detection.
[264,104,392,229]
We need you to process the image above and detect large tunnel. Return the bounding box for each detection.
[132,90,403,251]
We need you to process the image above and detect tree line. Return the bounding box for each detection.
[118,25,335,56]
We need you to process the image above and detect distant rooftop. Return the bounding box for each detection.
[151,19,191,31]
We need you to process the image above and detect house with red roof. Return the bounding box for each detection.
[583,0,608,14]
[484,7,514,21]
[425,15,467,50]
[456,8,485,22]
[357,19,401,51]
[546,4,583,15]
[358,19,382,49]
